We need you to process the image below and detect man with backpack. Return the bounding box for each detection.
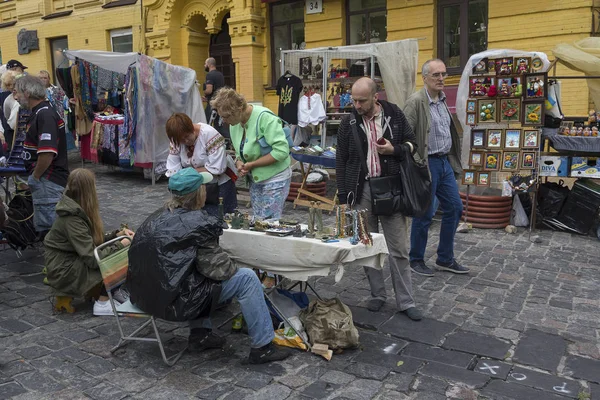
[13,75,69,237]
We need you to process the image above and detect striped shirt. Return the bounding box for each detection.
[426,89,452,155]
[362,105,383,178]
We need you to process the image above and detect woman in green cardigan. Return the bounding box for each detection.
[210,88,291,220]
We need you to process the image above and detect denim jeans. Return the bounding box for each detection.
[27,175,65,232]
[409,155,463,265]
[190,268,274,348]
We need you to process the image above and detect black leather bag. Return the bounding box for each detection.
[398,148,432,217]
[204,182,220,205]
[367,175,402,216]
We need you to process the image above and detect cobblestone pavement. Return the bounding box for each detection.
[1,157,599,400]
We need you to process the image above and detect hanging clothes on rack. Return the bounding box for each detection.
[297,91,326,128]
[276,72,303,125]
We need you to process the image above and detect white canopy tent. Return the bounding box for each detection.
[281,39,419,109]
[64,50,205,175]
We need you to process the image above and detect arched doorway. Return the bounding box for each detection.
[209,14,235,89]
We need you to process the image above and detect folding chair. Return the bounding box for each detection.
[94,236,186,366]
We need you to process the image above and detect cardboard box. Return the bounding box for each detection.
[539,156,570,177]
[570,157,600,179]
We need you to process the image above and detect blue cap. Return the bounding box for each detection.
[168,168,213,196]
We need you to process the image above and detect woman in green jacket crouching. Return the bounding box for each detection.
[210,88,291,221]
[44,168,134,316]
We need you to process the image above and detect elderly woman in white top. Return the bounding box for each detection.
[165,112,238,215]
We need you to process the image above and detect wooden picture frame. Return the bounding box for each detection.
[521,152,536,169]
[513,56,531,74]
[299,57,312,78]
[495,57,514,75]
[469,150,484,167]
[504,129,522,149]
[462,170,477,185]
[497,77,513,97]
[470,77,495,98]
[483,152,501,171]
[471,129,486,149]
[477,172,491,187]
[501,151,520,171]
[467,99,477,113]
[472,58,488,74]
[486,129,503,149]
[466,113,476,126]
[524,73,547,99]
[477,99,497,123]
[499,98,521,123]
[522,129,540,149]
[530,56,544,72]
[523,101,544,126]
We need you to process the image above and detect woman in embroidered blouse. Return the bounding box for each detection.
[165,113,238,215]
[210,88,291,221]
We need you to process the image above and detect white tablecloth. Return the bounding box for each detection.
[221,228,388,281]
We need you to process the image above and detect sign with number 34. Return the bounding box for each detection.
[306,0,322,14]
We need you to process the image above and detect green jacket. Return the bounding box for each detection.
[44,195,122,297]
[403,88,463,175]
[229,105,291,183]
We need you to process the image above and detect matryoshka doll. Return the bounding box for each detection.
[592,126,599,137]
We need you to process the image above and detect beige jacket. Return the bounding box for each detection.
[403,88,463,175]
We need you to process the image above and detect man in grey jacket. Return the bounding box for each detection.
[403,59,470,277]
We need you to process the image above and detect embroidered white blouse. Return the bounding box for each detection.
[166,122,231,185]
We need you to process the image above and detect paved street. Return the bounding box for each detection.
[1,156,599,400]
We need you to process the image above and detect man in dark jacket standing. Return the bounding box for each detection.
[336,77,422,320]
[404,59,469,277]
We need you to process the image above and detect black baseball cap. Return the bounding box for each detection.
[6,60,27,70]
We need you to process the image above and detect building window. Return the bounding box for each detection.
[270,0,305,85]
[347,0,386,45]
[50,37,69,84]
[437,0,488,75]
[110,28,133,53]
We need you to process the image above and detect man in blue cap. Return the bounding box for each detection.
[127,168,291,364]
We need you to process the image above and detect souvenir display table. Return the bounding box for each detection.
[291,152,338,212]
[221,227,387,282]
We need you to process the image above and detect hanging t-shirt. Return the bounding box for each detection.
[276,74,303,125]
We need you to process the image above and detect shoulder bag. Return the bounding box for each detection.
[255,110,294,156]
[350,117,401,216]
[350,117,432,217]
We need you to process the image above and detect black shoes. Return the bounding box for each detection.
[188,328,226,352]
[436,259,470,274]
[402,307,423,321]
[366,298,385,312]
[248,343,291,364]
[410,260,435,277]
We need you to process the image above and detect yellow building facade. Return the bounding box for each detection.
[0,0,594,116]
[0,0,143,80]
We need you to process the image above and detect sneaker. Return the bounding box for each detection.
[188,328,226,352]
[112,287,130,304]
[366,298,385,312]
[248,343,291,364]
[435,259,470,274]
[93,299,119,316]
[402,307,423,321]
[410,260,435,277]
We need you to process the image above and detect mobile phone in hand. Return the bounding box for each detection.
[377,137,386,145]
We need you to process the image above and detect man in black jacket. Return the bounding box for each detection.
[336,77,422,320]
